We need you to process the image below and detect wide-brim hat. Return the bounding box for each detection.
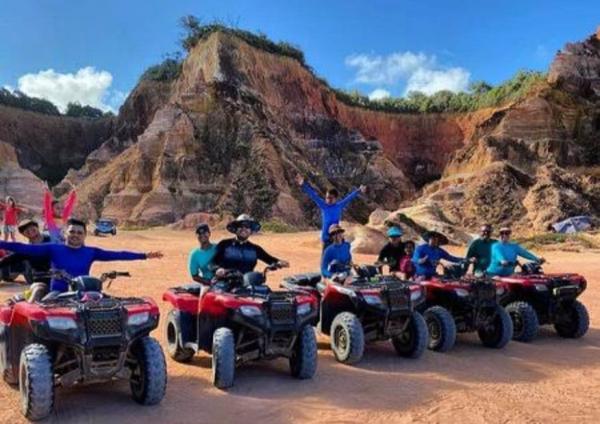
[17,219,39,234]
[226,214,261,234]
[422,230,449,245]
[328,223,345,236]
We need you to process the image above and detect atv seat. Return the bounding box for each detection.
[179,282,203,296]
[284,273,322,288]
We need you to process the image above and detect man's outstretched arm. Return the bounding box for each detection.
[0,241,53,258]
[93,247,162,261]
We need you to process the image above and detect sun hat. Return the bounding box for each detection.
[226,214,261,234]
[328,223,345,236]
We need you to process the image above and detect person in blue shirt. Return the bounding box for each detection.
[0,218,163,297]
[486,227,545,276]
[295,174,366,250]
[412,231,463,279]
[321,224,352,278]
[188,223,217,283]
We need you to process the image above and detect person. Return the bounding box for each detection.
[321,224,352,279]
[43,187,76,243]
[0,218,163,298]
[214,214,288,276]
[412,231,464,279]
[295,174,366,251]
[486,227,544,276]
[466,224,497,275]
[398,240,416,280]
[0,196,28,241]
[188,223,217,283]
[377,226,406,273]
[0,220,52,284]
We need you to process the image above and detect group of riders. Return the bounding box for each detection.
[0,176,545,301]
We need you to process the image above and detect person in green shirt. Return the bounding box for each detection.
[466,224,497,275]
[188,224,217,283]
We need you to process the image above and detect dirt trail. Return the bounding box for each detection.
[1,229,599,424]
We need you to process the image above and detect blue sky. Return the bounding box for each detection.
[1,0,599,111]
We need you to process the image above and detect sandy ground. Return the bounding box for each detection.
[1,228,600,424]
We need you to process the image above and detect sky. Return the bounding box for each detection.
[1,0,599,112]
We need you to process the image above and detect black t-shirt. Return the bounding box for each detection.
[377,242,406,272]
[213,238,279,274]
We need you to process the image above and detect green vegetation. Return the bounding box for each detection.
[516,232,599,250]
[65,102,105,119]
[139,58,182,82]
[0,88,60,115]
[261,219,300,233]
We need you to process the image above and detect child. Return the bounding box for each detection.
[0,196,28,242]
[43,188,77,243]
[398,241,416,280]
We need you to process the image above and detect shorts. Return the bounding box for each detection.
[3,225,16,234]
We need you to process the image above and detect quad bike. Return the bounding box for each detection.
[0,249,25,283]
[281,263,428,365]
[0,270,167,421]
[493,261,589,342]
[418,262,513,352]
[163,264,318,389]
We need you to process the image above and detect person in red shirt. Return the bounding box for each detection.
[398,240,416,280]
[0,197,28,242]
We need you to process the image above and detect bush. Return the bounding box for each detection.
[261,219,300,233]
[516,233,599,250]
[65,102,105,119]
[0,88,60,115]
[140,58,182,82]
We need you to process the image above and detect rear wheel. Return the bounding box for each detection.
[392,311,428,358]
[165,310,195,362]
[129,337,167,405]
[506,301,539,342]
[212,327,235,389]
[478,305,513,348]
[290,325,317,379]
[423,306,456,352]
[330,312,364,364]
[19,344,54,421]
[554,300,589,338]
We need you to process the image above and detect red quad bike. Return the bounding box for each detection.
[281,263,428,365]
[418,262,513,352]
[163,264,318,389]
[493,262,589,342]
[0,270,167,421]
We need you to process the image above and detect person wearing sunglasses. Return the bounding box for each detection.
[321,224,352,278]
[0,218,163,297]
[486,227,544,276]
[466,224,497,275]
[188,223,217,283]
[214,214,289,276]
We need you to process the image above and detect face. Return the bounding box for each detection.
[7,198,15,207]
[331,231,344,243]
[405,243,415,255]
[197,230,211,244]
[66,224,86,247]
[389,235,401,245]
[429,235,440,247]
[481,227,492,239]
[325,193,337,205]
[52,202,62,217]
[499,230,511,242]
[22,225,41,241]
[236,224,252,240]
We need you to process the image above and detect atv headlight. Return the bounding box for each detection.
[240,305,263,317]
[127,312,149,326]
[47,317,77,331]
[454,288,469,297]
[363,295,382,305]
[410,290,422,302]
[297,302,312,316]
[534,284,548,292]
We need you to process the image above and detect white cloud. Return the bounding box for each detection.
[368,88,391,100]
[345,51,471,96]
[17,67,123,112]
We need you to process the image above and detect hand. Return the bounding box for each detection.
[538,257,546,264]
[146,251,163,259]
[419,255,429,265]
[469,257,477,263]
[500,260,509,267]
[278,260,290,268]
[295,174,304,186]
[359,185,367,194]
[215,268,227,278]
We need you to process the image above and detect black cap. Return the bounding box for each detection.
[195,223,211,234]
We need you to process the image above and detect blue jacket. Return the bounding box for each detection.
[486,242,539,276]
[302,182,360,242]
[321,242,352,277]
[0,241,146,292]
[412,243,462,278]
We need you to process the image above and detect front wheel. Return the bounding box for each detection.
[424,306,457,352]
[19,344,54,421]
[290,325,317,379]
[554,300,589,338]
[392,312,428,358]
[165,310,195,362]
[129,337,167,405]
[212,327,235,389]
[478,305,513,348]
[506,301,539,342]
[330,312,364,364]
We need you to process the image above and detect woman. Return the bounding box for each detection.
[0,197,28,242]
[412,231,463,279]
[43,188,76,243]
[321,224,352,279]
[486,227,544,276]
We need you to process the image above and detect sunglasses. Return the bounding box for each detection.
[499,231,511,236]
[68,230,85,235]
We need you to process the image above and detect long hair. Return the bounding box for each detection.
[5,196,15,206]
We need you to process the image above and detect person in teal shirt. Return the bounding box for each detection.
[466,224,497,274]
[486,227,545,276]
[188,224,217,282]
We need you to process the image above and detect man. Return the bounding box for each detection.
[0,220,51,283]
[466,224,497,275]
[295,175,366,250]
[0,218,163,295]
[188,223,217,283]
[321,224,352,279]
[377,226,406,273]
[412,231,464,279]
[486,227,544,276]
[214,214,288,275]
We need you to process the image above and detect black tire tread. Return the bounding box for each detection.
[392,311,428,359]
[424,306,457,352]
[290,325,318,379]
[330,312,364,364]
[20,343,54,421]
[131,337,167,405]
[212,327,235,389]
[506,301,539,342]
